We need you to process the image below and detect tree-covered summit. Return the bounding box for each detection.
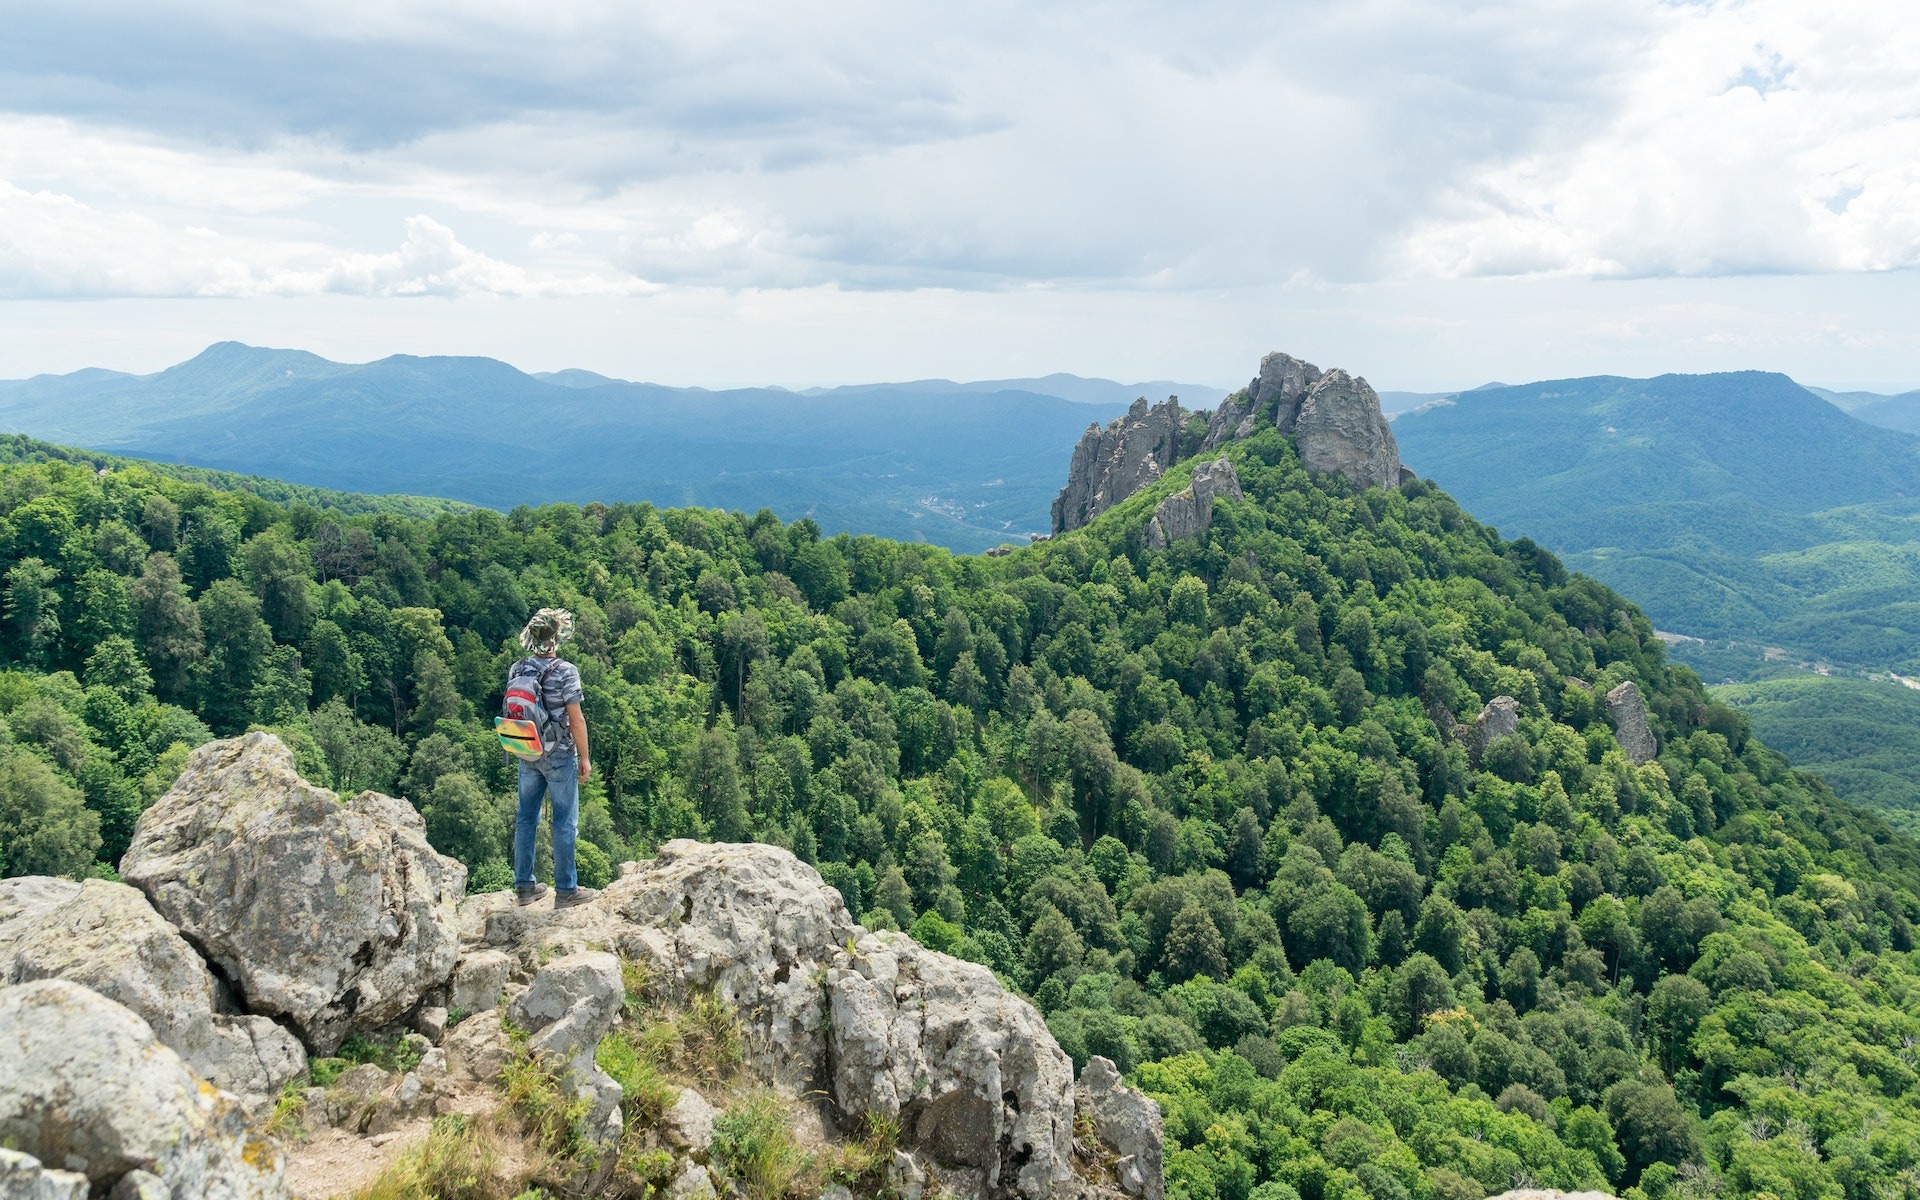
[2,430,1917,1200]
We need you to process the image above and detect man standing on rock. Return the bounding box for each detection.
[510,608,599,908]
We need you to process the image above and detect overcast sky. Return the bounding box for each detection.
[1,0,1915,390]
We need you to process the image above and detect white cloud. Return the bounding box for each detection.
[1402,0,1920,278]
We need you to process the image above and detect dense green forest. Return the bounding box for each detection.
[1713,673,1920,835]
[3,429,1919,1200]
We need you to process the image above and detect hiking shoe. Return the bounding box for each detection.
[554,886,600,910]
[514,883,549,907]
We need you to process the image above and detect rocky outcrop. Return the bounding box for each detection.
[1144,458,1243,549]
[1052,352,1404,543]
[0,735,1159,1200]
[0,980,285,1199]
[1293,370,1402,489]
[459,838,1147,1200]
[121,731,467,1055]
[1078,1057,1163,1200]
[1052,398,1186,533]
[1469,696,1522,764]
[0,877,306,1112]
[829,930,1076,1200]
[1605,681,1658,764]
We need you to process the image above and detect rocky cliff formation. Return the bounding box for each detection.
[0,734,1162,1200]
[1605,681,1659,764]
[1052,351,1404,540]
[1145,458,1242,550]
[1051,397,1185,534]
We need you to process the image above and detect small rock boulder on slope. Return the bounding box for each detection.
[0,979,286,1199]
[0,877,306,1111]
[121,731,467,1055]
[1605,681,1659,764]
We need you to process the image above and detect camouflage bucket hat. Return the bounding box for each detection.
[519,607,575,655]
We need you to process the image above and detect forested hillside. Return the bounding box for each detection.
[3,430,1919,1200]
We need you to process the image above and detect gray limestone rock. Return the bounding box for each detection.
[120,732,467,1055]
[0,877,306,1111]
[660,1087,717,1153]
[828,931,1075,1200]
[1471,696,1522,763]
[444,1009,511,1085]
[509,952,625,1152]
[1052,398,1186,533]
[1145,458,1243,550]
[0,1149,90,1200]
[668,1161,717,1200]
[1251,352,1324,434]
[1605,681,1659,764]
[109,1171,171,1200]
[1293,370,1403,490]
[0,980,285,1198]
[449,949,511,1015]
[1077,1057,1164,1200]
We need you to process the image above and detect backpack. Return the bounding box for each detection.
[496,656,565,761]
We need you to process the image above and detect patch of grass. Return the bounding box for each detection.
[637,991,744,1086]
[340,1032,427,1075]
[265,1077,309,1141]
[499,1034,593,1166]
[347,1113,529,1200]
[309,1057,352,1088]
[619,956,653,1018]
[595,1026,678,1133]
[824,1111,902,1191]
[711,1091,815,1200]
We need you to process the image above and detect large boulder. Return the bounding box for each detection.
[120,732,466,1054]
[1144,458,1243,550]
[0,979,285,1198]
[1605,681,1659,764]
[1052,398,1186,534]
[472,839,858,1093]
[1470,696,1522,764]
[1293,370,1403,489]
[0,877,306,1112]
[828,931,1076,1200]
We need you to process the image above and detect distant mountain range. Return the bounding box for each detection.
[1391,369,1920,826]
[0,343,1216,553]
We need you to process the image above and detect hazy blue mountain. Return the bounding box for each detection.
[1392,370,1920,669]
[0,342,1126,552]
[804,373,1230,408]
[1377,382,1506,415]
[1849,391,1920,435]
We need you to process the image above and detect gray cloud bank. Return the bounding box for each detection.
[0,0,1915,302]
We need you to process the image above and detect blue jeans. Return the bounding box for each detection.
[514,751,579,892]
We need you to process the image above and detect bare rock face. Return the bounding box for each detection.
[1605,681,1659,764]
[120,732,467,1055]
[1470,696,1522,764]
[1052,397,1186,534]
[509,952,626,1154]
[1078,1057,1163,1200]
[0,877,306,1112]
[1252,351,1325,435]
[464,840,1154,1200]
[0,1148,89,1200]
[1293,370,1403,489]
[829,930,1076,1200]
[1145,458,1244,549]
[0,979,286,1198]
